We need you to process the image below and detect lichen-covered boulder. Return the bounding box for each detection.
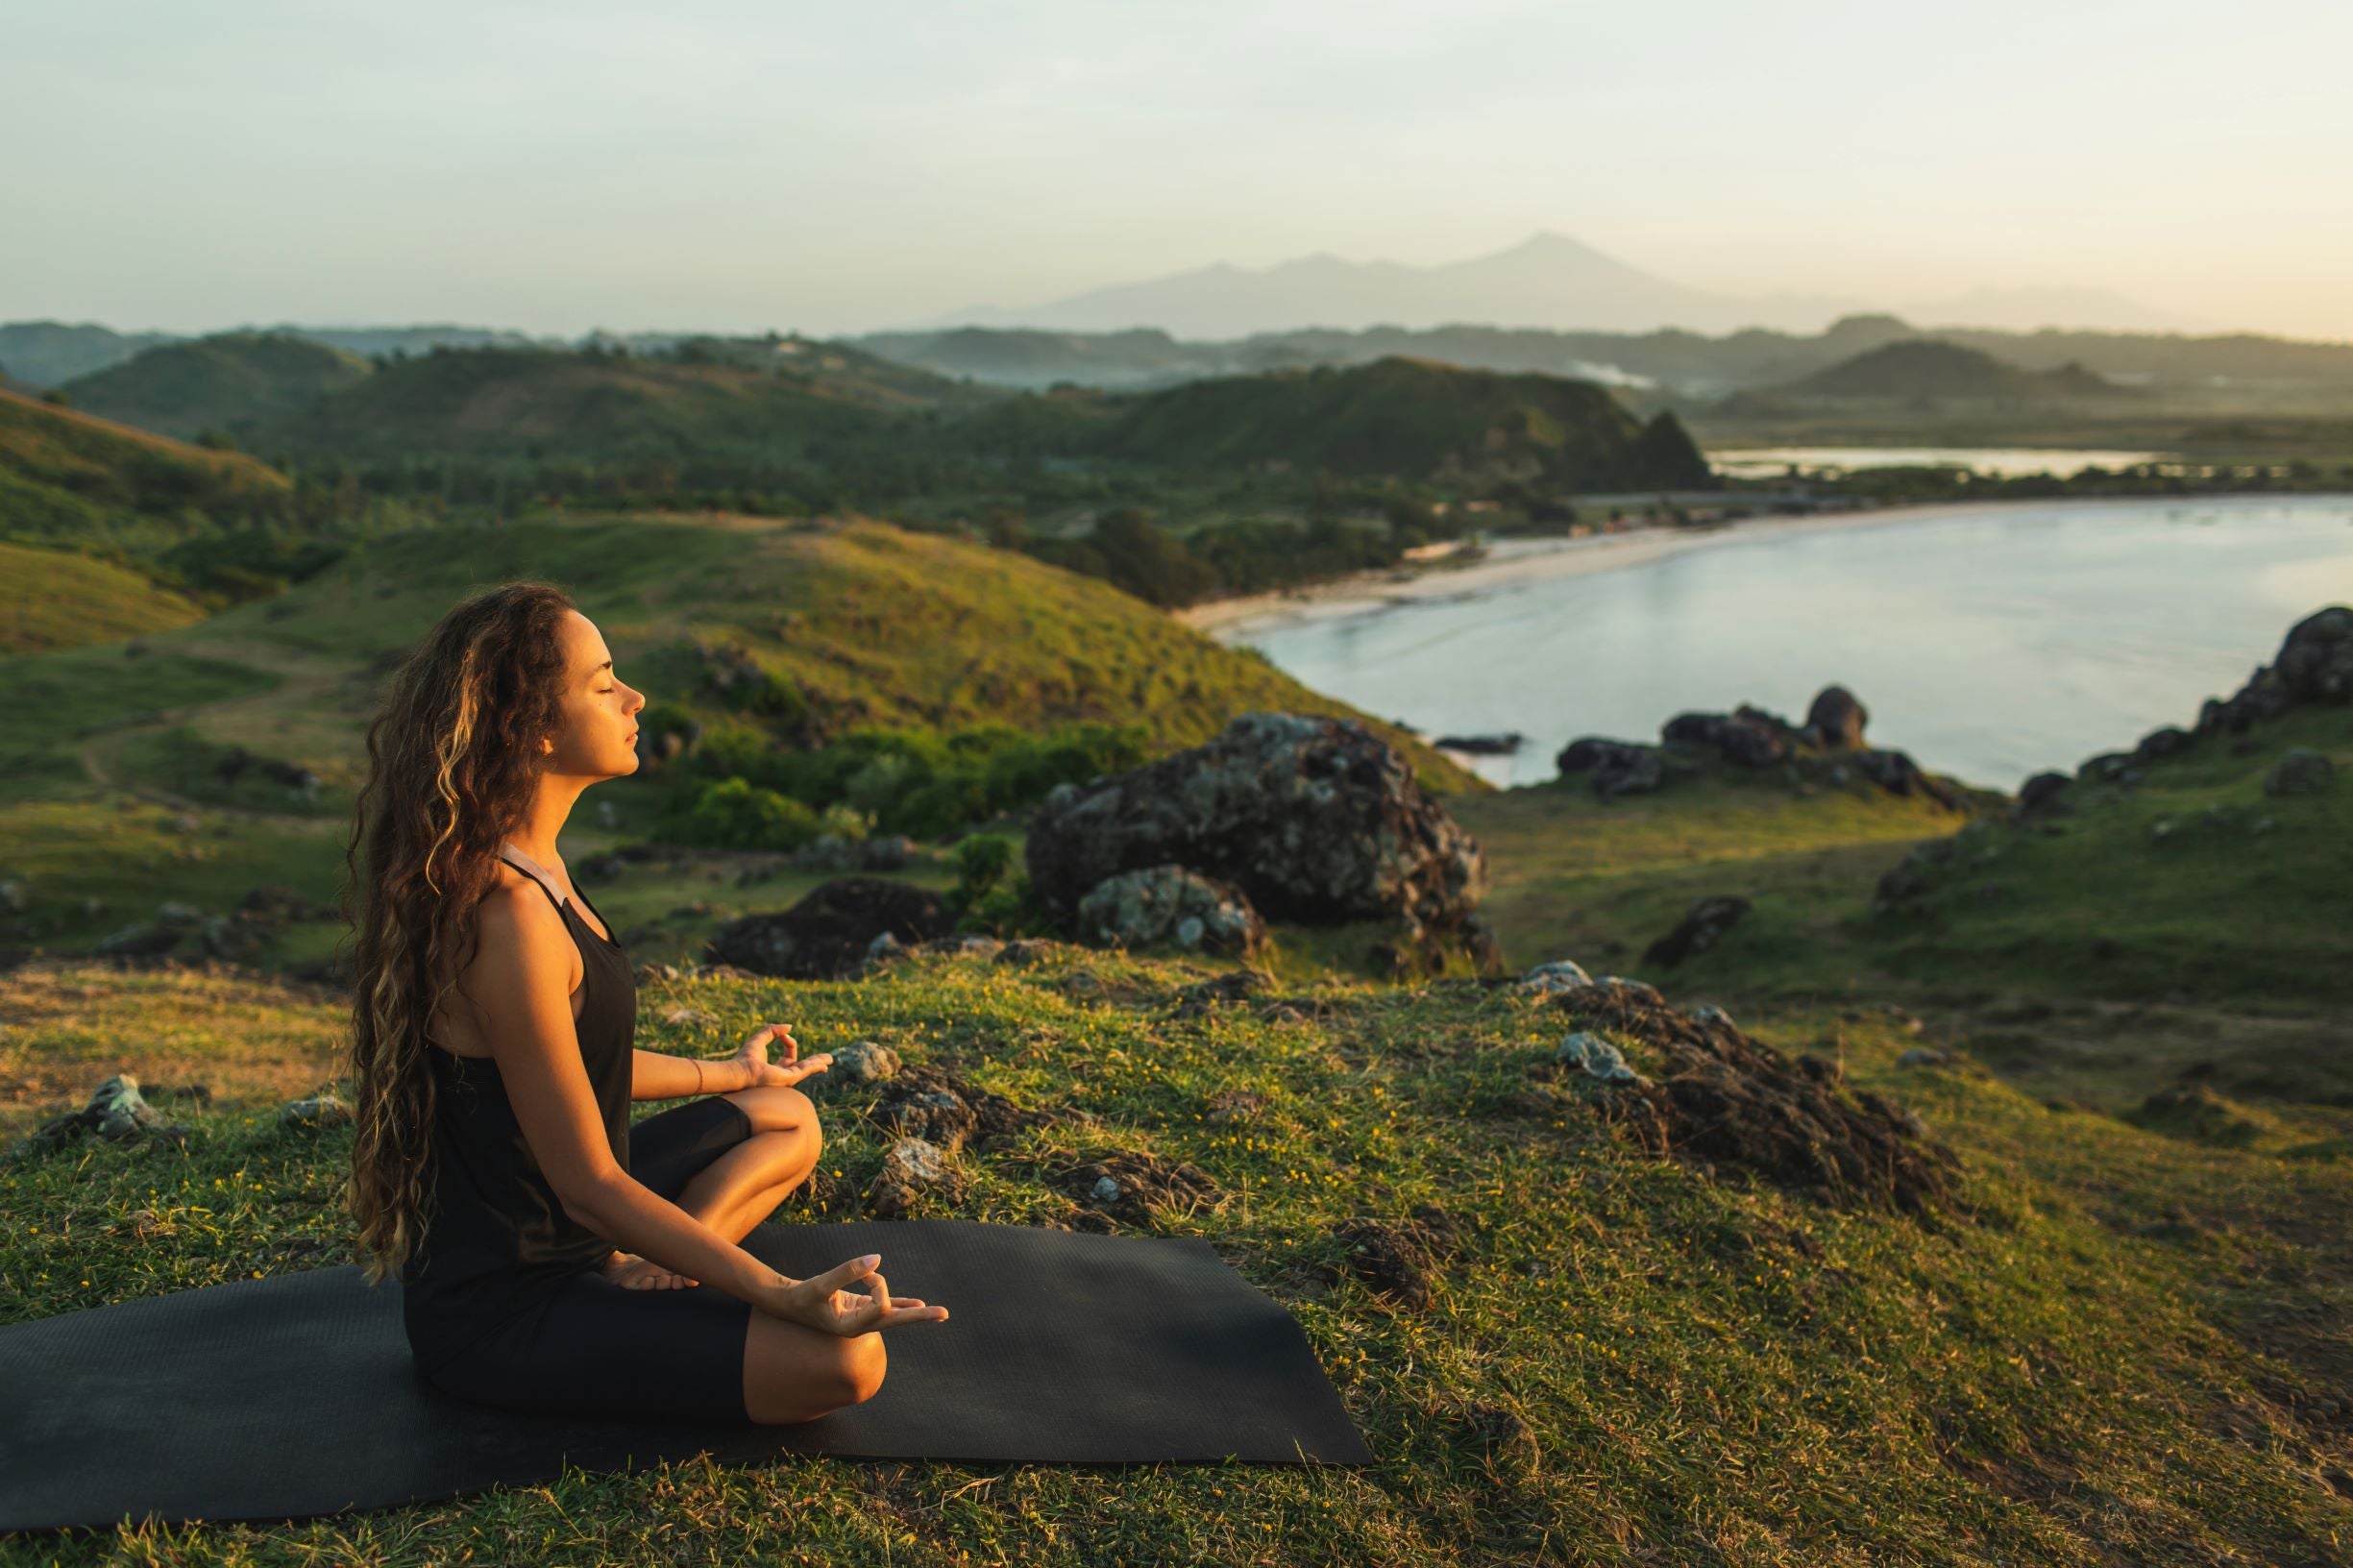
[1024,712,1489,931]
[1074,864,1266,957]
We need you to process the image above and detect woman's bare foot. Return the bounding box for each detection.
[599,1248,698,1289]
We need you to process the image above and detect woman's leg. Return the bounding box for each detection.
[607,1089,821,1287]
[676,1085,822,1240]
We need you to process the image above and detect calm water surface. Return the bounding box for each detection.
[1226,496,2353,791]
[1707,446,2169,478]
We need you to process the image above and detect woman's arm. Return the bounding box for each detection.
[629,1047,753,1102]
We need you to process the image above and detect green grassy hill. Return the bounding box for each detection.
[1095,355,1714,488]
[59,332,373,441]
[0,387,289,552]
[3,941,2345,1563]
[0,541,208,653]
[257,341,993,465]
[0,513,1481,969]
[1786,340,2132,404]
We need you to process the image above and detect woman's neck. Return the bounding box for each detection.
[508,782,584,870]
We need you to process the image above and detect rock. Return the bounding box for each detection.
[865,1137,963,1219]
[1052,1150,1224,1228]
[1024,711,1488,933]
[1516,959,1593,994]
[868,1065,1093,1155]
[2201,606,2353,735]
[198,916,263,961]
[1805,685,1869,749]
[1851,748,1964,809]
[993,938,1066,968]
[1555,737,1666,800]
[1538,983,1963,1214]
[822,1040,902,1089]
[1432,732,1525,755]
[879,1087,978,1153]
[2133,725,2194,763]
[278,1090,354,1128]
[12,1073,192,1159]
[1073,865,1266,957]
[2012,772,2074,823]
[1323,1203,1463,1312]
[705,877,956,979]
[1898,1047,1953,1067]
[1556,1031,1651,1086]
[93,922,182,958]
[0,880,25,914]
[2264,747,2334,796]
[661,1006,711,1026]
[237,884,330,922]
[1641,895,1752,968]
[2272,605,2353,701]
[154,901,203,928]
[1662,704,1802,768]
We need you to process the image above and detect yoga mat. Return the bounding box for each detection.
[0,1218,1371,1532]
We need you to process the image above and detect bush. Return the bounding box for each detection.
[664,776,823,850]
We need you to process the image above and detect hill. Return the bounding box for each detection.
[0,512,1482,968]
[0,322,178,389]
[1092,356,1714,489]
[257,340,994,466]
[59,332,373,441]
[0,541,208,653]
[1786,340,2133,403]
[3,936,2345,1559]
[0,386,290,553]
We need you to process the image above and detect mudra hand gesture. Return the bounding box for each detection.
[756,1253,949,1335]
[732,1021,832,1089]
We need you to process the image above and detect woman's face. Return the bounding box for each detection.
[541,610,647,779]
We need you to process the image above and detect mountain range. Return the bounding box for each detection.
[926,232,2190,338]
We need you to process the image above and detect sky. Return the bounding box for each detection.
[6,0,2351,340]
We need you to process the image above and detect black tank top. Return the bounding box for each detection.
[401,851,635,1378]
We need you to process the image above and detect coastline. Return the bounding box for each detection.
[1169,496,2132,640]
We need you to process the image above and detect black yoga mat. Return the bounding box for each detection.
[0,1218,1371,1532]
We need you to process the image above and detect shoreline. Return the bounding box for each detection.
[1168,494,2243,640]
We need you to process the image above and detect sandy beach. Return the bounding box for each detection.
[1170,498,2061,640]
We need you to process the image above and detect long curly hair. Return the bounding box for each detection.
[339,582,578,1286]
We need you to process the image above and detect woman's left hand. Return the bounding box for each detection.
[731,1022,832,1090]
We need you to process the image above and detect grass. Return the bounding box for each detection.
[2,947,2347,1563]
[0,541,208,654]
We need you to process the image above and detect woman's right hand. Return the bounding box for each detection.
[753,1253,950,1335]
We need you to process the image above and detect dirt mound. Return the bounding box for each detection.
[1538,986,1963,1215]
[1323,1202,1465,1312]
[1050,1151,1227,1230]
[866,1065,1094,1155]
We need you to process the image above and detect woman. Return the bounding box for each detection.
[340,581,947,1426]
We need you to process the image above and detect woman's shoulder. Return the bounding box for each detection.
[467,866,575,962]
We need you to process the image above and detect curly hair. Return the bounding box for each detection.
[337,582,578,1285]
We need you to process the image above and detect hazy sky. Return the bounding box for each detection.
[7,0,2350,339]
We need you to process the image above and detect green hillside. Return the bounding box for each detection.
[258,340,993,465]
[60,332,372,441]
[4,939,2346,1563]
[0,513,1481,968]
[0,541,208,653]
[1787,340,2131,403]
[0,386,291,552]
[1095,355,1714,488]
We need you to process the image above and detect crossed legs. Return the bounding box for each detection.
[635,1084,890,1425]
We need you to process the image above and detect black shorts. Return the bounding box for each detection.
[423,1096,763,1424]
